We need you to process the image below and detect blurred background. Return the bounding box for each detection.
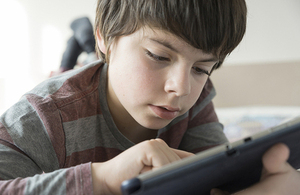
[0,0,97,113]
[0,0,299,117]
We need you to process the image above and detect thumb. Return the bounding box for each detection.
[233,144,294,195]
[262,143,290,176]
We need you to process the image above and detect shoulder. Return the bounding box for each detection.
[25,60,106,124]
[26,60,105,102]
[0,61,106,169]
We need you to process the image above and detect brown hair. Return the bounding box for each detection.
[95,0,247,69]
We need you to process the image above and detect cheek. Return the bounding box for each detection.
[110,61,160,102]
[187,81,206,106]
[129,66,160,97]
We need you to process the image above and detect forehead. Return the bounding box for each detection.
[140,27,189,47]
[137,26,217,58]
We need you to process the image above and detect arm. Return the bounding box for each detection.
[211,143,300,195]
[0,162,92,195]
[0,97,93,194]
[0,129,93,194]
[1,127,191,195]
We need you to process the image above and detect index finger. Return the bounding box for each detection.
[171,148,194,159]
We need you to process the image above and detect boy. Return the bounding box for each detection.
[0,0,299,195]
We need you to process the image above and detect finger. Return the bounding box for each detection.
[262,143,290,175]
[171,148,194,159]
[140,165,152,174]
[233,144,292,195]
[140,150,193,174]
[140,139,191,172]
[139,139,177,170]
[233,178,280,195]
[150,139,180,165]
[154,138,194,159]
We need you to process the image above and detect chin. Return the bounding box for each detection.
[139,118,172,130]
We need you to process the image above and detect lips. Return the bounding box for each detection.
[149,105,180,120]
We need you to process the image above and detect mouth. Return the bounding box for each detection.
[149,105,180,120]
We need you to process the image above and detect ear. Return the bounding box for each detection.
[96,29,107,54]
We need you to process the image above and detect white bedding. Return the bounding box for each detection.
[216,106,300,142]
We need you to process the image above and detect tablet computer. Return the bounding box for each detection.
[121,116,300,195]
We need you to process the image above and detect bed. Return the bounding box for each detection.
[211,61,300,142]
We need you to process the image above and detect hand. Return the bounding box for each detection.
[92,139,193,195]
[210,143,300,195]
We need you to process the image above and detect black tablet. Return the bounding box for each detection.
[121,117,300,195]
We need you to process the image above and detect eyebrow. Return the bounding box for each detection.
[148,38,180,53]
[147,38,219,63]
[199,57,219,63]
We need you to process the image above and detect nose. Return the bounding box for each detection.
[164,66,191,97]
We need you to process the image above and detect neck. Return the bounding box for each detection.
[109,102,158,143]
[106,80,158,144]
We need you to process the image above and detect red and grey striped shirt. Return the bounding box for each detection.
[0,61,227,194]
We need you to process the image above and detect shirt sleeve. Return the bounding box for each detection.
[0,96,93,194]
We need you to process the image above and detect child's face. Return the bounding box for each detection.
[102,27,218,131]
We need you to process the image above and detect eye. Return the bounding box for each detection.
[146,50,170,62]
[192,67,210,76]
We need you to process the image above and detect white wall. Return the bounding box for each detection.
[0,0,299,112]
[226,0,300,65]
[0,0,97,112]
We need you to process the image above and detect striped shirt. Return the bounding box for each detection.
[0,61,227,194]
